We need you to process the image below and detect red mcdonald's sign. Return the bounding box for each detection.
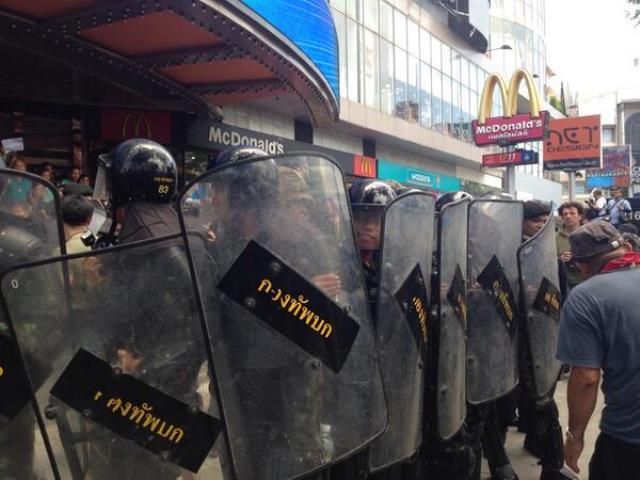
[354,154,377,178]
[101,109,172,143]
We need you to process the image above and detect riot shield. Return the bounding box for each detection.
[436,198,469,439]
[368,192,435,472]
[466,200,523,404]
[179,154,387,480]
[0,235,221,479]
[517,213,562,397]
[0,169,65,479]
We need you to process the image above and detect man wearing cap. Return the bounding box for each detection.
[557,221,640,479]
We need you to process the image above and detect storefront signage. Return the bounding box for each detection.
[353,155,377,178]
[585,145,630,189]
[543,115,601,171]
[482,149,538,168]
[473,69,549,147]
[101,109,172,144]
[186,120,355,174]
[378,160,460,192]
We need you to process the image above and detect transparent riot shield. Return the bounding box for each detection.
[0,235,221,480]
[368,192,435,472]
[466,200,523,404]
[0,169,65,479]
[517,214,562,397]
[436,199,469,439]
[179,154,387,480]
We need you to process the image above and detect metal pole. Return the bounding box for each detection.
[505,164,516,195]
[568,171,576,201]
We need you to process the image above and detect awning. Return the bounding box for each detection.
[0,0,339,126]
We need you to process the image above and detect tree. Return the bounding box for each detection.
[627,0,640,23]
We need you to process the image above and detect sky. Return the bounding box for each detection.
[545,0,639,98]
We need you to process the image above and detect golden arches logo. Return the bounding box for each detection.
[360,157,373,176]
[122,114,153,138]
[477,68,541,125]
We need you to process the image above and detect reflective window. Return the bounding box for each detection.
[420,62,432,128]
[408,19,420,57]
[460,57,469,88]
[407,55,420,123]
[443,75,452,135]
[432,69,443,132]
[347,0,358,19]
[431,36,442,71]
[442,43,451,76]
[394,46,408,115]
[380,39,394,114]
[380,1,393,40]
[364,29,380,109]
[347,18,360,102]
[420,28,431,64]
[364,0,379,32]
[394,9,407,49]
[330,0,347,13]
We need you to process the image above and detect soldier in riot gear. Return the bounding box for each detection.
[464,198,523,480]
[515,200,568,480]
[0,169,65,480]
[66,139,209,479]
[420,192,476,480]
[179,153,386,480]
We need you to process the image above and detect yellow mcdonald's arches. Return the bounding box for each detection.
[477,68,541,125]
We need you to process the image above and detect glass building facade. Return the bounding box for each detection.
[329,0,502,144]
[489,0,546,102]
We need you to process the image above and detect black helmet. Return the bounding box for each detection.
[348,179,397,211]
[209,146,269,170]
[435,191,473,211]
[98,139,177,207]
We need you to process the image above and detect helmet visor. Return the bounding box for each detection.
[93,156,110,202]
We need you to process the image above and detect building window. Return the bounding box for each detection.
[347,18,360,102]
[394,9,407,49]
[364,0,379,32]
[380,1,393,40]
[380,39,394,114]
[394,46,408,116]
[406,55,420,123]
[420,62,432,128]
[364,29,380,109]
[408,19,420,58]
[602,126,615,144]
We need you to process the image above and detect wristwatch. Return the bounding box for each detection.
[565,428,584,442]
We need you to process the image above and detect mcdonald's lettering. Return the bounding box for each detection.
[472,69,549,147]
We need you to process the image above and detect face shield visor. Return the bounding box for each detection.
[92,154,111,204]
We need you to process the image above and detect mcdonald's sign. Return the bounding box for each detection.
[354,154,377,178]
[472,69,549,147]
[101,109,172,143]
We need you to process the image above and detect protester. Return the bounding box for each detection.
[605,187,631,228]
[584,189,606,221]
[60,166,82,186]
[557,221,640,479]
[556,202,584,291]
[2,154,31,204]
[62,194,94,253]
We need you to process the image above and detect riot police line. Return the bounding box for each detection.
[0,140,565,480]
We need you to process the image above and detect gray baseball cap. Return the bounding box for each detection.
[569,221,624,261]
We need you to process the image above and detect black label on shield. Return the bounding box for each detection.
[0,333,50,421]
[50,349,220,473]
[217,240,360,373]
[532,276,561,322]
[477,255,518,334]
[446,264,468,330]
[0,333,30,420]
[394,263,429,347]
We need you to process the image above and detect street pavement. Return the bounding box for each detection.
[482,375,604,480]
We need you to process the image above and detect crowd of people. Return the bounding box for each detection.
[2,144,640,480]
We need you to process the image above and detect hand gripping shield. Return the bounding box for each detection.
[517,214,562,397]
[0,234,221,479]
[179,154,387,480]
[0,169,66,479]
[435,199,469,439]
[466,199,523,404]
[368,192,435,472]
